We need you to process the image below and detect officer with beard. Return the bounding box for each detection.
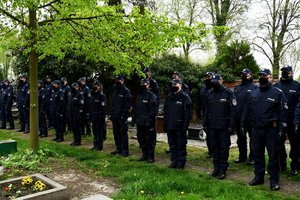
[44,75,53,129]
[203,74,236,179]
[89,81,107,151]
[234,69,258,165]
[197,72,214,158]
[243,68,288,191]
[79,77,91,136]
[110,75,131,157]
[0,79,14,130]
[135,78,158,163]
[67,82,84,146]
[50,80,65,142]
[16,75,29,132]
[164,79,192,169]
[38,80,48,137]
[274,66,300,175]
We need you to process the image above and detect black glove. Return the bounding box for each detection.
[295,125,299,136]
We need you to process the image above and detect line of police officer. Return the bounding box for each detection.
[2,66,299,191]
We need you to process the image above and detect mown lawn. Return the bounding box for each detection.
[0,130,299,200]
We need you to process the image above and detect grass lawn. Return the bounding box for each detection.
[0,129,299,200]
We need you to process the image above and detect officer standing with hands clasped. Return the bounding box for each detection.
[274,66,300,175]
[110,75,132,157]
[164,79,192,169]
[89,81,107,151]
[134,78,158,163]
[203,74,236,179]
[234,69,258,165]
[243,68,288,191]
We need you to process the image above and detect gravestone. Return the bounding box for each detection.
[0,139,17,155]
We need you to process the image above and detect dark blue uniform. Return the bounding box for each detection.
[204,85,236,175]
[89,91,107,150]
[80,84,91,135]
[38,87,48,137]
[164,90,192,168]
[45,82,53,128]
[234,81,258,162]
[16,81,29,131]
[275,79,300,171]
[50,87,65,141]
[0,84,14,129]
[67,89,84,145]
[111,84,131,156]
[135,89,158,161]
[243,83,288,185]
[61,84,71,133]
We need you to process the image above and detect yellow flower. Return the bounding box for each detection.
[21,177,33,185]
[180,191,184,195]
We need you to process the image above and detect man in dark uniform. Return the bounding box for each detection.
[197,72,214,158]
[143,68,160,106]
[203,74,236,179]
[38,80,48,137]
[79,77,91,136]
[50,80,65,142]
[172,71,189,95]
[135,78,158,163]
[16,75,29,132]
[164,79,192,169]
[243,68,288,191]
[61,77,71,133]
[274,66,300,175]
[0,80,14,130]
[110,75,131,157]
[44,75,54,129]
[89,81,107,151]
[234,69,258,165]
[67,82,84,146]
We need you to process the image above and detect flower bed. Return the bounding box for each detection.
[0,174,68,200]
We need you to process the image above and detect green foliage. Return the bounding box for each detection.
[0,149,58,172]
[211,40,260,82]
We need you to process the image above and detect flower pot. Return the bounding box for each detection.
[0,173,69,200]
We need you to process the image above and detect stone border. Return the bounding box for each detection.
[0,173,69,200]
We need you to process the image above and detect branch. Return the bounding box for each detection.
[38,0,60,9]
[0,8,28,27]
[251,42,273,65]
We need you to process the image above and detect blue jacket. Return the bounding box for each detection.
[111,84,131,120]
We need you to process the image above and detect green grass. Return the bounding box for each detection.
[0,130,299,200]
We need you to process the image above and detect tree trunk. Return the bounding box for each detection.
[29,8,39,151]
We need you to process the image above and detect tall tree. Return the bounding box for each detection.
[205,0,250,53]
[252,0,300,78]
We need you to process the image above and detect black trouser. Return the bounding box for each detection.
[46,104,54,128]
[137,120,156,160]
[252,127,279,184]
[81,112,91,135]
[39,111,48,136]
[112,118,129,155]
[54,113,64,141]
[167,129,187,167]
[17,103,25,130]
[1,104,14,128]
[236,119,253,161]
[24,107,29,132]
[209,128,231,173]
[91,114,106,149]
[70,112,82,144]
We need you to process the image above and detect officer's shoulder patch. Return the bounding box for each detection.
[88,93,91,97]
[80,99,84,104]
[284,103,288,110]
[232,99,237,106]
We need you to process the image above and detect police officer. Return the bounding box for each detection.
[135,78,158,163]
[45,75,54,129]
[89,81,107,151]
[143,68,160,107]
[16,75,29,132]
[197,72,214,158]
[67,82,84,146]
[172,71,189,95]
[0,80,14,129]
[274,66,300,175]
[61,77,71,133]
[243,68,288,191]
[79,77,91,136]
[164,79,192,169]
[203,74,236,179]
[234,69,258,165]
[50,80,65,142]
[110,75,131,157]
[38,80,48,137]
